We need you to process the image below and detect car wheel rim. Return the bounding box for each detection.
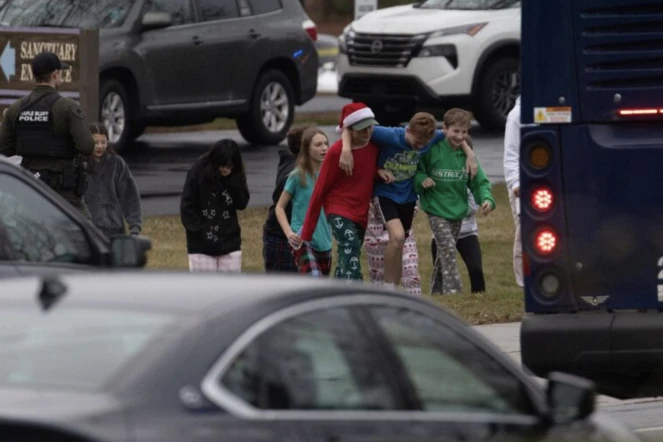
[101,92,126,144]
[260,82,289,134]
[492,68,520,119]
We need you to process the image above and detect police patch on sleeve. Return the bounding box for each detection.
[70,105,85,120]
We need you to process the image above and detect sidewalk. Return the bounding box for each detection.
[472,322,634,408]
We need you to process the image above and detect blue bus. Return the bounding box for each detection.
[519,0,663,399]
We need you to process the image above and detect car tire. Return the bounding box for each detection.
[100,79,134,152]
[473,57,520,131]
[236,70,295,146]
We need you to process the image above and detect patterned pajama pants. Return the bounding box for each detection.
[293,245,332,277]
[428,215,462,294]
[364,205,421,295]
[327,215,365,281]
[188,251,242,272]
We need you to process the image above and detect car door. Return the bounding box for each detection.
[0,172,97,275]
[354,303,548,442]
[201,302,424,442]
[192,0,259,104]
[136,0,203,106]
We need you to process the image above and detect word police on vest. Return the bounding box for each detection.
[18,110,49,122]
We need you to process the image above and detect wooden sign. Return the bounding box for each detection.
[0,27,99,122]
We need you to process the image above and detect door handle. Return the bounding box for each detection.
[192,35,202,46]
[248,28,260,39]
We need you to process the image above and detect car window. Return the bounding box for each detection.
[0,174,92,264]
[0,0,133,28]
[145,0,194,26]
[368,306,533,415]
[221,307,397,410]
[197,0,239,22]
[247,0,282,15]
[0,307,175,391]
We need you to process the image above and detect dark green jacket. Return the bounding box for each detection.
[0,85,94,171]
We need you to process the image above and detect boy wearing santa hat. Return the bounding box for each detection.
[300,103,391,280]
[337,112,477,291]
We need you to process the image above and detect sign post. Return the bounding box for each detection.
[355,0,378,20]
[0,27,99,122]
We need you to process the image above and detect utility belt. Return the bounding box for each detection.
[33,157,88,198]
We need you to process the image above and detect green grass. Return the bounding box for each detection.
[142,183,523,325]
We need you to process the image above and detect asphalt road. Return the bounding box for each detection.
[126,97,508,216]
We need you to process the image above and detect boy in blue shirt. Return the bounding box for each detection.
[339,112,477,290]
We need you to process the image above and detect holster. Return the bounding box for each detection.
[72,157,88,198]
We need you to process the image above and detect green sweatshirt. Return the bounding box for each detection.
[414,139,495,221]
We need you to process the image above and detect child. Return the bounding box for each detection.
[83,123,142,240]
[339,112,477,290]
[431,190,486,293]
[365,202,421,295]
[301,102,388,280]
[275,127,332,276]
[180,139,250,272]
[415,108,495,294]
[262,124,310,272]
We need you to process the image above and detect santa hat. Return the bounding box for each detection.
[336,102,378,133]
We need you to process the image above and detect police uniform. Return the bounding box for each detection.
[0,52,94,215]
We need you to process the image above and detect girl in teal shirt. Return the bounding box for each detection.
[275,127,332,276]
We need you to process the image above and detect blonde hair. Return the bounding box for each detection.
[294,127,328,188]
[443,108,472,128]
[408,112,436,140]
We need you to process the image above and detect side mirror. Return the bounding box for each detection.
[546,372,595,424]
[141,12,172,31]
[111,234,151,268]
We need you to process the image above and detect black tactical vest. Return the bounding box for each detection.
[15,91,76,159]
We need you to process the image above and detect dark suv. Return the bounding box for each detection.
[0,0,319,151]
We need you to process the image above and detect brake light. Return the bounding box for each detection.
[303,19,318,41]
[535,228,557,255]
[532,187,553,212]
[617,108,661,116]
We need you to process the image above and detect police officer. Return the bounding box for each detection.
[0,51,94,215]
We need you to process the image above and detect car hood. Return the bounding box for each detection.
[351,4,519,35]
[0,387,128,439]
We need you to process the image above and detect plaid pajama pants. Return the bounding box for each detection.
[293,245,332,277]
[188,251,242,272]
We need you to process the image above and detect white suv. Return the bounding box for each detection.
[337,0,520,130]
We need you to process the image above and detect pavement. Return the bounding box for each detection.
[472,321,661,410]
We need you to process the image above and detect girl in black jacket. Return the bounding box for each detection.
[180,139,250,272]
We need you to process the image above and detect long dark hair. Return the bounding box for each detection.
[89,122,116,155]
[197,139,246,187]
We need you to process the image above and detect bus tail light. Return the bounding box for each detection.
[529,144,551,169]
[617,108,660,116]
[535,228,557,255]
[539,272,561,298]
[532,187,553,212]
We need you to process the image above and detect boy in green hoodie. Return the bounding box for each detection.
[414,108,495,294]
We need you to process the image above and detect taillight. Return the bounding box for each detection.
[532,187,553,212]
[529,144,551,169]
[535,228,557,255]
[303,19,318,41]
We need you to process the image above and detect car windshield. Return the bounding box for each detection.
[417,0,520,10]
[0,307,175,391]
[0,0,134,28]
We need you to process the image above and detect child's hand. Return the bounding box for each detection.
[339,149,353,175]
[287,231,303,249]
[377,169,395,183]
[481,201,493,216]
[465,151,478,179]
[422,177,436,189]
